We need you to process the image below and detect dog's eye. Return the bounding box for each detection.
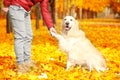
[70,19,72,21]
[64,19,67,21]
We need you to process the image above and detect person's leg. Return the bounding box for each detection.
[24,12,33,62]
[9,5,28,73]
[24,12,38,70]
[9,5,26,64]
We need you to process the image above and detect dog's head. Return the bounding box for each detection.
[62,16,80,36]
[62,16,75,31]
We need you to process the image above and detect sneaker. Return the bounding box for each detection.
[24,61,38,70]
[17,63,28,73]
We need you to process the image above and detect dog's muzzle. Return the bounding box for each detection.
[65,22,71,31]
[65,26,71,31]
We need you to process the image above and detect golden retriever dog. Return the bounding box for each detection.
[51,16,107,72]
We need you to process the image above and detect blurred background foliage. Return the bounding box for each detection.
[0,0,120,79]
[0,0,120,33]
[0,0,120,20]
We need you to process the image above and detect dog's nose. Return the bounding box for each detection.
[65,22,69,25]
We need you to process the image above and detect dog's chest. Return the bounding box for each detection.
[67,38,77,44]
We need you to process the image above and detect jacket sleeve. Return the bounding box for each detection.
[40,0,54,29]
[3,0,12,7]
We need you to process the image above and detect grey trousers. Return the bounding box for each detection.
[9,5,33,64]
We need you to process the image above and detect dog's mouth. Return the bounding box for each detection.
[65,26,71,31]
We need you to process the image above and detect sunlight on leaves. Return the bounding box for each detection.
[0,19,120,80]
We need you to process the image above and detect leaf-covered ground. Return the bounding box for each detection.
[0,19,120,80]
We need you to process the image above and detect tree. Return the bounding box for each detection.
[35,3,40,29]
[49,0,56,24]
[6,13,12,33]
[110,0,120,13]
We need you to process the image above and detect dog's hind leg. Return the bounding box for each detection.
[88,63,93,72]
[66,60,75,70]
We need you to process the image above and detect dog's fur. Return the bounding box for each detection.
[51,16,107,72]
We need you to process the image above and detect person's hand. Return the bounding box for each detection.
[49,27,57,36]
[2,7,9,13]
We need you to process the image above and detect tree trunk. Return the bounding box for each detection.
[70,5,76,18]
[93,12,97,18]
[6,12,12,33]
[76,7,82,19]
[82,9,88,19]
[49,0,56,24]
[104,7,111,17]
[35,3,40,29]
[55,0,58,22]
[87,10,93,19]
[79,7,82,19]
[63,0,66,18]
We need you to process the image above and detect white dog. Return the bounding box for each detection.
[51,16,107,72]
